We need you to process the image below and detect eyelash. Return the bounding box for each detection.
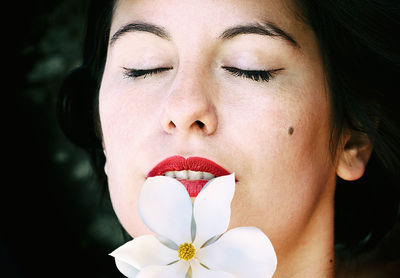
[122,66,282,82]
[122,67,172,79]
[222,66,281,82]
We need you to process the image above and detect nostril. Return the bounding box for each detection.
[195,120,205,129]
[169,121,176,128]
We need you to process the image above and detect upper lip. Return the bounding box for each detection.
[147,155,231,178]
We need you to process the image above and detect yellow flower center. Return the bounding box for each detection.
[178,243,196,261]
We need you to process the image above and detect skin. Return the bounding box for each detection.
[99,0,372,276]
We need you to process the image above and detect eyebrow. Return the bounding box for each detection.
[110,21,299,48]
[110,22,171,45]
[219,22,299,48]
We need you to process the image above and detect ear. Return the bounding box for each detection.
[336,131,373,181]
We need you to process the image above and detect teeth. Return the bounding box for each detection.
[203,172,215,180]
[164,171,175,178]
[163,170,216,180]
[175,170,188,179]
[188,170,203,180]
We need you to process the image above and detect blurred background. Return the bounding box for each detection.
[2,0,399,277]
[4,0,124,277]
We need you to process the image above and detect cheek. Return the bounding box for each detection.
[99,71,165,163]
[226,86,334,248]
[98,76,160,236]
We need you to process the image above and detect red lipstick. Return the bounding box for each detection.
[147,156,231,197]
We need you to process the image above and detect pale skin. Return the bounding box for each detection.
[99,0,372,276]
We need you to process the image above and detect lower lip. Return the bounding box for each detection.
[178,179,209,197]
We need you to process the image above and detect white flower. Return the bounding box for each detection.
[110,173,277,278]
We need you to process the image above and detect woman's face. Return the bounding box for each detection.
[100,0,335,258]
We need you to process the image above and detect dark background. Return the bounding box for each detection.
[4,0,124,277]
[3,0,400,277]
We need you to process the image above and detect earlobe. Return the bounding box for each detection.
[336,132,373,181]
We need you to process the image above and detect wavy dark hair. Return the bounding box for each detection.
[57,0,400,260]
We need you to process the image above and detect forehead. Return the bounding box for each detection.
[110,0,309,45]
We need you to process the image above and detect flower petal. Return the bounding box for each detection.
[190,259,234,278]
[193,174,235,248]
[115,259,139,278]
[196,227,277,278]
[136,260,189,278]
[110,235,178,270]
[139,176,193,244]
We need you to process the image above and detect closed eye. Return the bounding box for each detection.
[222,66,283,82]
[122,66,282,82]
[122,67,173,79]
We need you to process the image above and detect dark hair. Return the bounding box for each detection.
[57,0,400,258]
[57,0,115,192]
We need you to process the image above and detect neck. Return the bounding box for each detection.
[274,180,336,277]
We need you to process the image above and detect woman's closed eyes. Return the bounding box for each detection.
[222,66,283,82]
[122,66,283,82]
[122,67,172,79]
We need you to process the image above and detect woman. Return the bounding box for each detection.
[58,0,400,276]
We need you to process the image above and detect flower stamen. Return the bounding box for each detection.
[178,243,196,261]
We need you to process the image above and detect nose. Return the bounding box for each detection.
[160,67,218,136]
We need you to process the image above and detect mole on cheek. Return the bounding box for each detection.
[288,126,294,135]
